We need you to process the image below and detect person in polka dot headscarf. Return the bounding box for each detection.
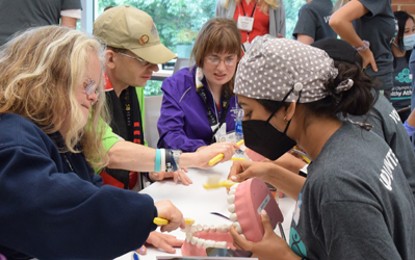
[228,36,415,260]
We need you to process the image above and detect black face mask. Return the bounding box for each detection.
[242,119,296,161]
[241,87,300,161]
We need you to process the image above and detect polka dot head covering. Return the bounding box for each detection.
[234,36,338,103]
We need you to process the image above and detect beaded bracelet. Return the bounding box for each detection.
[160,149,166,172]
[354,40,370,52]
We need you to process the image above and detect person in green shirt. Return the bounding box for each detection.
[94,5,237,254]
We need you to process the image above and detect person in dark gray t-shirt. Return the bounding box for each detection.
[313,38,415,199]
[229,37,415,260]
[293,0,337,44]
[330,0,396,93]
[0,0,82,46]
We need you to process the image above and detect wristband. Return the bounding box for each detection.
[165,149,182,172]
[160,149,166,172]
[154,149,161,172]
[354,40,370,52]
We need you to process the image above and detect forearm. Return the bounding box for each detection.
[265,165,305,199]
[107,141,156,172]
[329,18,363,47]
[329,1,368,48]
[274,153,307,174]
[60,16,78,29]
[179,152,203,168]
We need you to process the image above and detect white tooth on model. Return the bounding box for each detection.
[204,240,215,248]
[229,213,238,221]
[218,224,230,232]
[232,221,242,233]
[195,224,203,232]
[230,184,238,192]
[228,204,235,213]
[196,238,204,248]
[190,237,198,245]
[228,188,236,195]
[227,194,235,204]
[209,225,216,231]
[214,241,228,248]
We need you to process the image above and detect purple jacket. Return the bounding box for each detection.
[157,66,238,152]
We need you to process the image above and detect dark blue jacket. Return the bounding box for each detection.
[0,113,157,259]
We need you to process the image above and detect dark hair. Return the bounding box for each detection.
[257,99,289,114]
[394,11,414,62]
[305,60,374,117]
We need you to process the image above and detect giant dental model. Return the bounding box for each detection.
[181,178,284,256]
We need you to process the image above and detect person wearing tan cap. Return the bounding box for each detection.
[93,5,235,254]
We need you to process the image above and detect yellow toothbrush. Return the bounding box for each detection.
[153,217,194,226]
[208,140,245,166]
[203,175,235,189]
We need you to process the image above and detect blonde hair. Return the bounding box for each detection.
[224,0,279,13]
[0,26,108,169]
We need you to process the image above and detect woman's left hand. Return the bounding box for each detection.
[137,231,183,254]
[230,210,301,260]
[149,168,192,185]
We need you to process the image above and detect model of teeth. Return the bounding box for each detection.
[181,178,284,256]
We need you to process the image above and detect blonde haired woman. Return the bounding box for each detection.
[0,26,183,259]
[216,0,285,50]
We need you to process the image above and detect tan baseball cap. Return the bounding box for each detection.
[93,5,176,64]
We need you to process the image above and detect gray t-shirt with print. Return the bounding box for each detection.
[289,122,415,259]
[347,92,415,198]
[293,0,336,42]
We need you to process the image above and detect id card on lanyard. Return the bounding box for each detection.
[195,68,230,143]
[237,1,257,32]
[237,1,257,51]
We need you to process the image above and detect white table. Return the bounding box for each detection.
[116,161,296,260]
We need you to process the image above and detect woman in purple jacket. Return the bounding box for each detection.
[157,18,242,155]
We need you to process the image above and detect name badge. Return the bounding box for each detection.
[212,123,227,143]
[237,16,254,32]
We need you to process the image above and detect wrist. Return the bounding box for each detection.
[179,152,201,168]
[354,40,370,53]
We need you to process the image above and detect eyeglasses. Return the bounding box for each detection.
[115,51,154,67]
[205,54,238,66]
[83,78,100,97]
